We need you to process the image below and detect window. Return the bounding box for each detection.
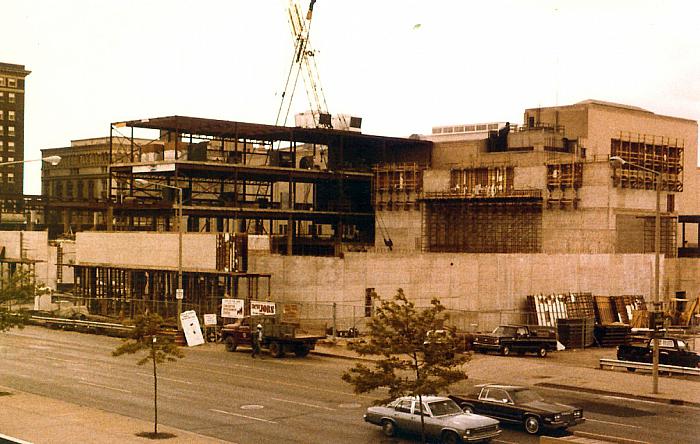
[7,173,14,183]
[8,126,14,136]
[0,77,4,86]
[0,92,4,102]
[395,399,412,413]
[0,125,3,136]
[667,194,675,212]
[7,141,14,152]
[0,141,3,149]
[8,111,14,122]
[8,93,15,104]
[7,157,13,163]
[7,78,17,88]
[0,110,3,120]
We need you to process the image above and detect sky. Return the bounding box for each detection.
[2,0,699,194]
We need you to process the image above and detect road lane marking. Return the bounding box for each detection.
[586,418,642,428]
[137,373,192,384]
[43,356,75,363]
[191,366,374,399]
[210,408,277,423]
[79,381,132,393]
[600,394,667,406]
[270,397,336,411]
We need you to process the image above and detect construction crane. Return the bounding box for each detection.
[275,0,333,128]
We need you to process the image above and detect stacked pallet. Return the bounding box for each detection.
[557,318,595,348]
[594,324,630,346]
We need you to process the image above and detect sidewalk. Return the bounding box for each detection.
[313,340,700,408]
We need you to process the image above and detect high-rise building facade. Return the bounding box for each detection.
[0,62,31,212]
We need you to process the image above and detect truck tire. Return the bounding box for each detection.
[269,341,284,358]
[225,336,238,352]
[501,345,511,356]
[537,347,547,358]
[294,345,310,357]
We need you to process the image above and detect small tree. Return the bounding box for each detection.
[342,289,468,444]
[112,312,184,438]
[0,268,42,332]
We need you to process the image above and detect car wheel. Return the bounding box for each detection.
[461,404,474,414]
[381,419,396,437]
[269,341,284,358]
[501,345,511,356]
[441,430,461,444]
[524,415,541,434]
[538,347,547,358]
[225,336,237,352]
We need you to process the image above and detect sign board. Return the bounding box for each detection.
[203,314,217,326]
[176,289,184,300]
[221,298,244,318]
[251,301,276,316]
[281,303,300,323]
[180,310,205,347]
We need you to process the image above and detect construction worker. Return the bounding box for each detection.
[251,324,263,358]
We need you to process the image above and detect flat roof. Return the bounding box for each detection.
[116,115,432,149]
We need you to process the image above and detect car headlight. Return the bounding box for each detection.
[574,410,582,418]
[553,414,561,421]
[464,429,471,436]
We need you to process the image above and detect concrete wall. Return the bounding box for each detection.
[373,210,421,252]
[0,231,52,287]
[248,252,669,330]
[76,232,217,270]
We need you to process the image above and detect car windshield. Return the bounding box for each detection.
[492,326,517,336]
[428,400,462,416]
[511,389,543,404]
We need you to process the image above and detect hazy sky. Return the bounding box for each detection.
[3,0,699,194]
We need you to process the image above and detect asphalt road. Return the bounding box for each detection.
[0,326,698,444]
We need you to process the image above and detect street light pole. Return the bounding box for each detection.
[610,156,661,394]
[0,155,62,167]
[135,179,184,332]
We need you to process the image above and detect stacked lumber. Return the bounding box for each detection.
[594,324,630,346]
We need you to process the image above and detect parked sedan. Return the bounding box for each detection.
[449,384,584,435]
[364,395,501,443]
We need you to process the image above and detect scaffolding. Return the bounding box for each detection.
[611,132,684,191]
[373,162,425,211]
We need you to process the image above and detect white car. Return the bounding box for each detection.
[364,395,501,443]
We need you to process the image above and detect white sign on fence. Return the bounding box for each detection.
[203,314,217,326]
[251,301,276,316]
[221,299,244,318]
[180,310,205,347]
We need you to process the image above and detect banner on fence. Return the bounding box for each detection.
[251,301,276,316]
[180,310,205,347]
[221,299,244,318]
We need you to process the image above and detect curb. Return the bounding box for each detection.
[535,382,700,408]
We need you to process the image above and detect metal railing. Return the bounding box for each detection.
[599,358,700,376]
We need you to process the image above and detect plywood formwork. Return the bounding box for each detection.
[611,131,684,192]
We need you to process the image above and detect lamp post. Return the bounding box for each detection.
[135,178,184,331]
[0,155,62,167]
[609,155,661,394]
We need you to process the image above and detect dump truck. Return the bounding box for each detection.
[221,312,326,358]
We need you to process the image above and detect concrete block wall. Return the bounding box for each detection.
[0,231,51,288]
[76,232,217,270]
[373,210,422,252]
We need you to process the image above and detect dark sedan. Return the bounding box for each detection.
[449,384,584,435]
